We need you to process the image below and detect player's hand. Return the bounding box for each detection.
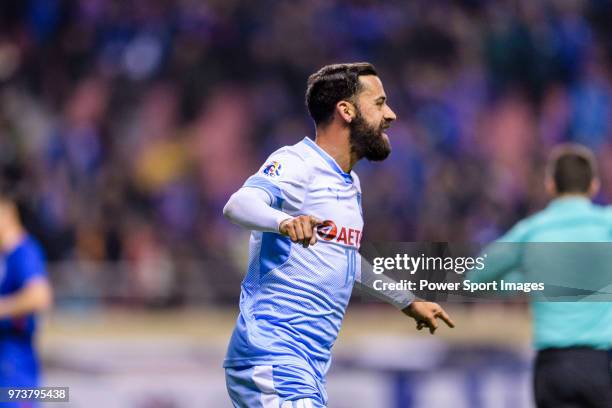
[402,301,455,335]
[279,215,323,248]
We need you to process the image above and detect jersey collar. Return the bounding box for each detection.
[548,196,591,209]
[303,137,353,184]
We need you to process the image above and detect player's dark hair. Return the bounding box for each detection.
[547,144,597,194]
[0,165,21,205]
[305,62,378,126]
[0,165,31,226]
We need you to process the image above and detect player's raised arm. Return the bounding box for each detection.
[279,215,323,248]
[223,144,323,247]
[223,187,292,233]
[223,187,322,248]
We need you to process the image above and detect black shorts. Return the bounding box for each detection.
[534,347,612,408]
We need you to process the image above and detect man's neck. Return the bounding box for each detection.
[314,124,357,173]
[555,193,590,200]
[0,223,25,254]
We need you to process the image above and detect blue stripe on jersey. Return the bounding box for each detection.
[260,233,291,277]
[244,176,284,209]
[303,137,353,184]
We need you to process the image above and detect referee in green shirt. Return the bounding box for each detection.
[470,144,612,407]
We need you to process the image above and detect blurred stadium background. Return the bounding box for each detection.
[0,0,611,406]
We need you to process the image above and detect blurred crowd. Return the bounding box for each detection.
[0,0,610,304]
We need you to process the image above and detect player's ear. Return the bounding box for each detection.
[589,178,600,198]
[336,100,355,124]
[544,177,557,197]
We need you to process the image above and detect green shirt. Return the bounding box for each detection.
[471,196,612,350]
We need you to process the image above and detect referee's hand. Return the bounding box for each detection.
[279,215,323,248]
[402,301,455,334]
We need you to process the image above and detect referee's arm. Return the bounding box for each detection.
[468,221,529,284]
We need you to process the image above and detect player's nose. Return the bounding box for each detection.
[384,105,397,122]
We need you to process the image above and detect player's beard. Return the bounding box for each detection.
[349,110,391,161]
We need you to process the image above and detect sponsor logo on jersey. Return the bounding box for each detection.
[262,161,282,177]
[316,220,362,247]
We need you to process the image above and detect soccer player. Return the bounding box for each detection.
[223,63,454,408]
[469,144,612,407]
[0,179,53,405]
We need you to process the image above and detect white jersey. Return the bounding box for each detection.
[224,137,364,378]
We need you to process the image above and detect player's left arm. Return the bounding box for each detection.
[355,260,455,334]
[354,259,414,308]
[0,277,52,319]
[0,243,53,319]
[402,301,455,335]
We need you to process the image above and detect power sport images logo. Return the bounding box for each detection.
[316,220,362,248]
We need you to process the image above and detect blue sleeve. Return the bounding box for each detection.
[14,242,48,288]
[243,176,284,209]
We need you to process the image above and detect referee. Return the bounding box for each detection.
[470,144,612,408]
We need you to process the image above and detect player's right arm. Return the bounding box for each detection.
[0,277,52,318]
[223,188,321,247]
[223,187,292,233]
[223,147,321,247]
[0,244,53,319]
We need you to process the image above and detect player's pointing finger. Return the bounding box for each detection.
[436,309,455,328]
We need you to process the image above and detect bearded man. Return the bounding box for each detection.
[222,63,454,408]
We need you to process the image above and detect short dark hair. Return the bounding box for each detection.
[546,144,597,194]
[305,62,378,125]
[0,165,21,204]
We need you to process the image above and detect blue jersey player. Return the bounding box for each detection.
[223,63,454,408]
[0,182,52,407]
